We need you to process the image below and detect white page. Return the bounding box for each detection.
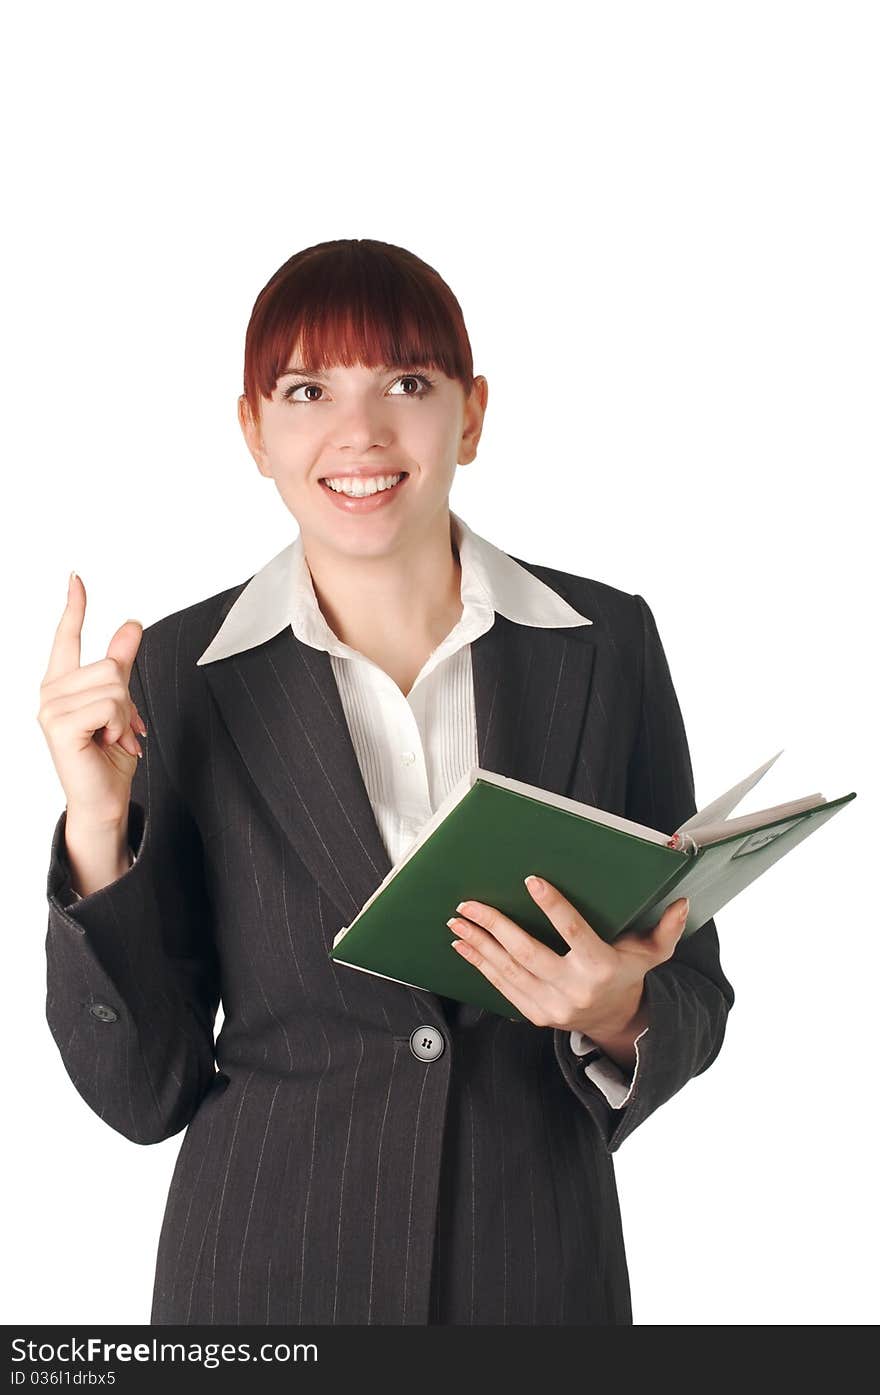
[676,750,785,834]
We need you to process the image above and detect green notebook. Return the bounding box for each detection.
[329,750,856,1021]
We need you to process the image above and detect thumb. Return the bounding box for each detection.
[97,619,145,749]
[613,896,690,963]
[651,897,690,960]
[106,618,143,683]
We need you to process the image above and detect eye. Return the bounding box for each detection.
[282,382,326,403]
[281,372,436,404]
[388,373,436,397]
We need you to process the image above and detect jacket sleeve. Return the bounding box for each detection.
[44,651,222,1145]
[553,592,736,1154]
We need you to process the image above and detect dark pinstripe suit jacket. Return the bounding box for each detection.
[44,553,735,1326]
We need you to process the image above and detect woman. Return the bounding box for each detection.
[39,238,734,1326]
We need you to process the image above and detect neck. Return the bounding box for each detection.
[302,510,464,661]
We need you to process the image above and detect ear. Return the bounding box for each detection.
[458,374,488,465]
[238,393,271,477]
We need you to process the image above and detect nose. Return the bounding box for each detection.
[331,400,394,454]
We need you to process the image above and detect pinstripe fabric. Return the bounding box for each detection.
[43,513,735,1325]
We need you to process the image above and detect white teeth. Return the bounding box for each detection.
[323,473,404,497]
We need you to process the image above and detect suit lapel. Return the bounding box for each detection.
[202,611,596,1022]
[471,611,596,793]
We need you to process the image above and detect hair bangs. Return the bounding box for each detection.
[242,239,474,421]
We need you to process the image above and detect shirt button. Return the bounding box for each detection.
[89,1003,118,1023]
[409,1025,446,1061]
[401,750,416,765]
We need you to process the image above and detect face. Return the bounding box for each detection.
[238,346,488,560]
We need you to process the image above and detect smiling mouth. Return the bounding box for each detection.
[319,472,409,495]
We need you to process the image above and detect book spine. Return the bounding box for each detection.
[666,831,699,854]
[616,846,696,935]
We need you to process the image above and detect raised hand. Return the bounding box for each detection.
[38,571,148,831]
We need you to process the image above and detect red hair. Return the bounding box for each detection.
[242,238,475,424]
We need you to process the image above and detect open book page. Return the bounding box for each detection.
[677,792,827,848]
[676,750,785,834]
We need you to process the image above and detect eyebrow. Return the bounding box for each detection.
[277,362,428,380]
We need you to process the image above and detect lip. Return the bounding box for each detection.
[318,472,409,513]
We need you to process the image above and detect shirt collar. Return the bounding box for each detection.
[196,509,592,667]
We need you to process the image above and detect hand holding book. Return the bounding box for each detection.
[448,877,690,1052]
[329,750,856,1022]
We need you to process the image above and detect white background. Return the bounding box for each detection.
[4,0,876,1327]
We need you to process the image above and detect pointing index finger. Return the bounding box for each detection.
[44,571,85,684]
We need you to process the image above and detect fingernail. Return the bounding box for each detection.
[68,570,77,597]
[679,899,690,920]
[525,875,545,896]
